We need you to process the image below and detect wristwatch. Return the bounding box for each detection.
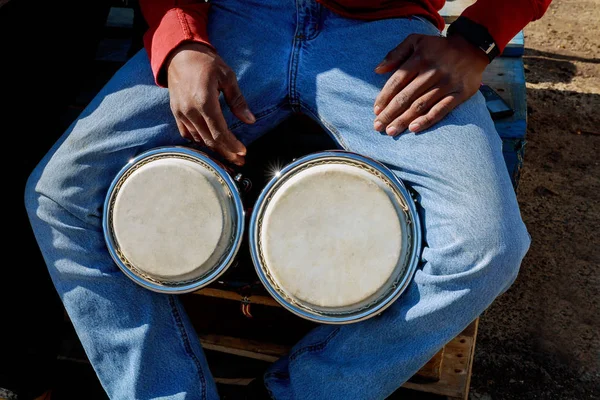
[446,17,500,63]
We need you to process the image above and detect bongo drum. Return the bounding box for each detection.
[103,147,246,293]
[249,151,421,324]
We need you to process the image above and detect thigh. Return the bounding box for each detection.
[31,1,295,224]
[297,14,524,273]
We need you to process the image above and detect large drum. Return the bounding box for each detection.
[250,151,421,324]
[103,147,246,293]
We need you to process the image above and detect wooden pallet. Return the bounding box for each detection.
[190,288,478,400]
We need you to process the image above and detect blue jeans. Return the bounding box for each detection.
[25,0,530,399]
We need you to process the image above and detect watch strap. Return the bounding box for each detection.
[446,17,500,62]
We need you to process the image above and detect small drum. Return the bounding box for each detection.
[103,147,245,293]
[249,151,421,324]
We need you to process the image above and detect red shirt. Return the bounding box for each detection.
[139,0,551,87]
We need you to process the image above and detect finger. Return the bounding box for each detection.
[188,108,246,166]
[385,87,445,136]
[202,94,247,155]
[176,118,202,144]
[408,94,463,133]
[374,34,417,74]
[375,69,439,132]
[221,73,256,124]
[374,57,420,116]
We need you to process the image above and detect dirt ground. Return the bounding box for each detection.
[469,0,599,399]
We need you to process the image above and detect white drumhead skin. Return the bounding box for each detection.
[260,163,406,308]
[111,157,234,282]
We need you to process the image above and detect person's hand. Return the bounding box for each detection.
[373,34,489,135]
[167,42,255,166]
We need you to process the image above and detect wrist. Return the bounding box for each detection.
[166,42,215,85]
[446,17,499,63]
[445,35,490,68]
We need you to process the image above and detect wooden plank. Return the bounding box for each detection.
[198,318,480,391]
[402,318,479,399]
[200,334,289,363]
[195,287,281,307]
[483,57,527,140]
[214,377,255,386]
[504,31,525,57]
[407,349,445,383]
[105,6,134,29]
[199,333,450,383]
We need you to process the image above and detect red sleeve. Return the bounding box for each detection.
[139,0,213,87]
[460,0,552,52]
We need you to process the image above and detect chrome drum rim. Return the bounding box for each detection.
[249,150,422,324]
[102,146,245,294]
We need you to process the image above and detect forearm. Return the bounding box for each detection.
[139,0,213,87]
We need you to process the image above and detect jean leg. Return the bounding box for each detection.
[264,12,531,400]
[24,1,293,398]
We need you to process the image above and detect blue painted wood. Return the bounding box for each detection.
[484,57,527,187]
[484,57,527,140]
[503,31,525,57]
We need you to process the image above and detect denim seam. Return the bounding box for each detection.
[168,295,207,399]
[229,101,289,131]
[299,102,349,149]
[288,1,302,110]
[304,2,324,41]
[288,327,341,361]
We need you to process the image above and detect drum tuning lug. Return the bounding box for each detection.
[234,173,252,193]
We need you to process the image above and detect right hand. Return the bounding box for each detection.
[167,42,255,166]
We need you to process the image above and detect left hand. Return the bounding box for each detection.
[373,34,489,135]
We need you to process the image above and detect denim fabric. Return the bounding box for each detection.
[24,0,530,399]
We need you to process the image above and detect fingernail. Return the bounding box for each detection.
[386,126,397,136]
[375,59,388,69]
[236,151,246,156]
[244,109,256,123]
[409,122,421,132]
[374,121,383,131]
[374,105,381,115]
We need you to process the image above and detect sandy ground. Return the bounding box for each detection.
[469,0,599,399]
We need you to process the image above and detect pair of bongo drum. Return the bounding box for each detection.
[103,146,422,324]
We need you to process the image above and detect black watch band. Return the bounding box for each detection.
[446,17,500,63]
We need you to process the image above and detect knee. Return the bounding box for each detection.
[24,156,82,226]
[472,217,531,293]
[24,161,51,223]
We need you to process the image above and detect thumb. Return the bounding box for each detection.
[222,73,256,124]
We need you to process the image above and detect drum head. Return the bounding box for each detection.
[103,147,244,293]
[250,151,421,324]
